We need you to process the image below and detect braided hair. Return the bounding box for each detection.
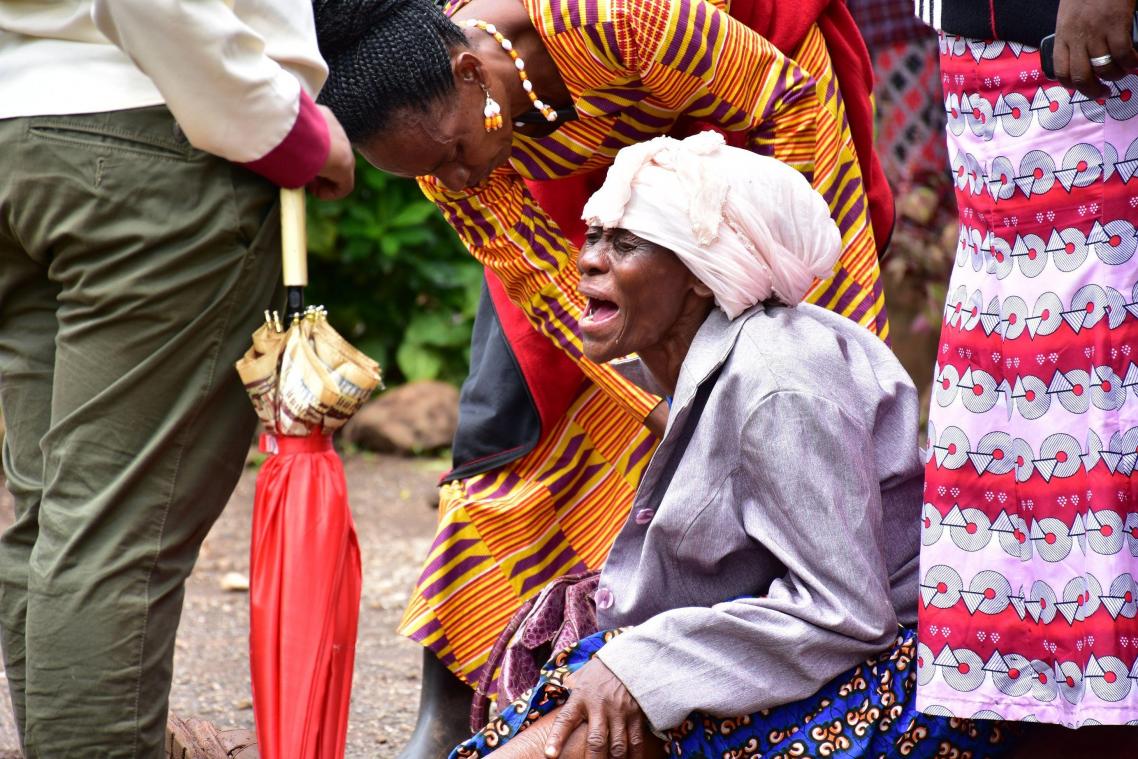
[313,0,468,141]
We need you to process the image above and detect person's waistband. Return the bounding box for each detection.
[915,0,1059,45]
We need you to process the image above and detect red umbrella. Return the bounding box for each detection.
[236,188,382,758]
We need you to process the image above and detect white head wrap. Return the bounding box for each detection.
[581,131,842,319]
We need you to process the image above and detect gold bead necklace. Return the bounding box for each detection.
[464,19,558,123]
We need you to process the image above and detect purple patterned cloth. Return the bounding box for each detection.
[498,571,599,703]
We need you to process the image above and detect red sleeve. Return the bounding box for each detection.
[239,90,331,187]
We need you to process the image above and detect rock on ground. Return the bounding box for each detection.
[342,381,459,456]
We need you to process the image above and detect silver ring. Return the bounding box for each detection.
[1090,54,1115,68]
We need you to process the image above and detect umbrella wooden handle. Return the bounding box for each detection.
[280,187,308,288]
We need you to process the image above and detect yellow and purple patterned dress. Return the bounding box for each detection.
[398,0,888,687]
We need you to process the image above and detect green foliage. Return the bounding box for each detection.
[305,163,481,386]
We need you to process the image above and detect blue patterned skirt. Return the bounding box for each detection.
[450,628,1011,759]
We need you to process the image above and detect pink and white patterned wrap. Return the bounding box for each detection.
[917,33,1138,727]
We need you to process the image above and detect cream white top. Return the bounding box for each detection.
[0,0,328,165]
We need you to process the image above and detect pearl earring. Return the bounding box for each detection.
[481,84,503,132]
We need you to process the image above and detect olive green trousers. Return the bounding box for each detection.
[0,107,281,757]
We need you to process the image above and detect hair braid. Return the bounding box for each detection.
[313,0,468,141]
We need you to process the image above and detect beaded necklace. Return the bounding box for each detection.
[463,19,559,124]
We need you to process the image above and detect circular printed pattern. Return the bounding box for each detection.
[945,284,967,328]
[961,368,999,414]
[1089,656,1132,702]
[1087,510,1126,555]
[997,512,1031,559]
[1030,659,1059,703]
[1126,514,1138,557]
[1104,139,1120,180]
[1062,143,1103,189]
[977,431,1016,475]
[962,289,984,331]
[991,233,1015,277]
[1096,220,1137,265]
[989,155,1019,200]
[1034,517,1074,562]
[936,426,971,470]
[1032,291,1064,337]
[1039,433,1083,479]
[1108,573,1138,619]
[954,224,971,267]
[1036,86,1075,131]
[1001,295,1029,340]
[1012,437,1036,482]
[1107,74,1138,120]
[1056,369,1092,414]
[923,564,964,609]
[1012,233,1049,279]
[950,508,993,552]
[1079,95,1106,124]
[946,92,966,136]
[1058,661,1086,705]
[917,640,936,686]
[969,225,988,270]
[1061,574,1101,621]
[968,38,1006,60]
[1015,375,1051,420]
[968,569,1012,614]
[1050,228,1089,274]
[922,502,944,545]
[1105,286,1129,329]
[1019,149,1057,195]
[993,653,1034,698]
[966,92,994,138]
[1092,366,1126,411]
[996,93,1033,138]
[943,647,986,692]
[1072,284,1108,329]
[935,363,960,408]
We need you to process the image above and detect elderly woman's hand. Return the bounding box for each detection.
[1053,0,1138,99]
[543,659,651,759]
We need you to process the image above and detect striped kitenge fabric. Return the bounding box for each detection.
[398,0,889,687]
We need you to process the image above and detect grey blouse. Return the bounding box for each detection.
[594,303,923,731]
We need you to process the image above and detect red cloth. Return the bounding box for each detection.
[485,269,582,434]
[250,433,361,759]
[240,90,330,188]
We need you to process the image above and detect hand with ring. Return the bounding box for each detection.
[1053,0,1138,99]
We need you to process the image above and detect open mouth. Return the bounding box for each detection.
[583,297,620,325]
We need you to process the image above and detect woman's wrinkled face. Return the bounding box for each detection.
[577,226,709,363]
[357,56,514,191]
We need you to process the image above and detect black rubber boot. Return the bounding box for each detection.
[395,649,475,759]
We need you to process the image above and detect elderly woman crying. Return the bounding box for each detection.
[450,133,1010,759]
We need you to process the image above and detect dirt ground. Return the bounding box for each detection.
[0,452,447,758]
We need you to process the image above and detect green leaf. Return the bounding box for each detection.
[404,311,471,348]
[396,342,444,381]
[388,202,439,227]
[299,167,474,388]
